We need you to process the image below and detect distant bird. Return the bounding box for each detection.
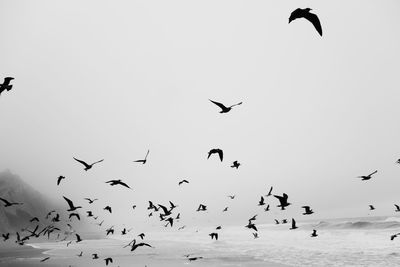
[165,217,174,227]
[222,207,228,212]
[266,186,273,197]
[302,206,314,215]
[176,213,181,219]
[245,221,258,232]
[40,257,50,262]
[288,8,322,36]
[311,229,318,237]
[209,99,242,113]
[57,176,66,186]
[106,227,114,236]
[253,233,259,239]
[0,77,14,96]
[105,179,131,189]
[178,179,189,185]
[281,219,288,224]
[134,150,150,164]
[188,257,203,261]
[216,226,222,230]
[249,215,257,222]
[138,233,145,240]
[169,201,177,210]
[45,210,56,219]
[289,218,298,230]
[121,228,127,235]
[63,196,82,212]
[178,226,186,230]
[274,219,280,225]
[395,204,400,212]
[30,217,39,223]
[69,213,80,220]
[51,213,60,222]
[104,206,112,213]
[0,197,23,207]
[209,232,218,240]
[104,257,113,266]
[2,233,9,241]
[396,159,400,164]
[132,205,137,210]
[231,161,240,169]
[84,198,98,204]
[207,149,223,162]
[369,205,375,211]
[130,239,153,252]
[97,220,104,226]
[358,170,378,181]
[87,211,93,217]
[228,195,235,199]
[390,233,400,241]
[197,204,207,211]
[258,196,265,206]
[92,254,99,259]
[73,157,104,171]
[77,251,83,257]
[264,204,270,212]
[274,193,291,210]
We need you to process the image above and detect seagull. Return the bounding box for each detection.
[264,204,270,212]
[222,207,228,212]
[2,233,10,241]
[73,157,104,171]
[189,257,203,261]
[104,257,113,266]
[165,217,174,227]
[311,229,318,237]
[86,211,93,217]
[265,186,273,197]
[77,251,83,257]
[289,218,298,230]
[274,219,280,225]
[97,220,104,226]
[92,254,99,259]
[84,198,98,204]
[138,233,145,240]
[249,215,257,222]
[390,233,400,240]
[105,179,131,189]
[178,179,189,185]
[274,193,291,210]
[106,226,114,236]
[69,213,80,220]
[0,77,14,96]
[282,219,288,224]
[216,226,222,230]
[0,197,23,207]
[209,232,218,240]
[209,99,242,113]
[134,150,150,164]
[245,221,258,232]
[57,176,65,186]
[258,196,265,206]
[104,206,112,213]
[231,161,240,169]
[130,239,153,252]
[289,8,322,36]
[369,205,375,211]
[227,195,235,199]
[207,149,223,162]
[63,196,82,212]
[358,170,378,181]
[197,204,207,212]
[302,206,314,215]
[395,204,400,212]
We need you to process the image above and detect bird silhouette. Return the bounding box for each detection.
[178,179,189,185]
[358,170,378,181]
[228,195,235,199]
[2,233,9,241]
[209,232,218,240]
[207,149,223,162]
[69,213,80,220]
[30,217,39,223]
[258,196,265,206]
[134,150,150,164]
[0,77,14,96]
[105,179,131,189]
[188,257,203,261]
[104,206,112,213]
[86,211,94,217]
[77,251,83,257]
[289,8,322,36]
[253,232,259,239]
[282,219,288,224]
[84,198,98,204]
[289,218,298,230]
[63,196,82,211]
[231,161,240,169]
[73,157,104,171]
[274,219,280,225]
[274,193,291,210]
[57,176,65,186]
[216,226,222,230]
[165,217,174,227]
[311,229,318,237]
[302,206,314,215]
[266,186,273,197]
[369,205,375,211]
[92,254,99,259]
[249,214,257,222]
[0,197,23,207]
[106,226,114,236]
[209,99,242,113]
[40,257,50,262]
[245,221,258,231]
[390,233,400,240]
[104,258,113,266]
[129,239,154,252]
[197,204,207,211]
[264,204,270,212]
[138,233,145,239]
[222,207,228,212]
[395,204,400,212]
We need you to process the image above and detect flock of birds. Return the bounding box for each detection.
[0,6,397,267]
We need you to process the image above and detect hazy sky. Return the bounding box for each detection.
[1,0,400,230]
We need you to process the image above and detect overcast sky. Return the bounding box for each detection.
[1,0,400,230]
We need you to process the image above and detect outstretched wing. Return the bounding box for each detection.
[267,186,273,196]
[92,159,104,165]
[217,149,223,162]
[63,196,74,209]
[304,12,322,36]
[73,157,90,168]
[0,197,10,205]
[118,181,131,189]
[209,99,227,111]
[144,150,150,160]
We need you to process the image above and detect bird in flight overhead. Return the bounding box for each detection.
[369,205,375,211]
[104,206,112,213]
[358,170,378,181]
[105,179,131,189]
[288,8,322,36]
[56,176,65,186]
[134,150,150,164]
[63,196,82,212]
[84,198,98,204]
[301,206,314,215]
[104,257,113,266]
[311,229,318,237]
[209,99,242,113]
[274,193,291,210]
[394,204,400,212]
[197,204,207,212]
[178,179,189,185]
[289,218,298,230]
[231,161,240,169]
[228,195,235,200]
[0,77,14,96]
[207,148,223,162]
[258,196,265,206]
[73,157,104,171]
[0,197,23,207]
[209,232,218,240]
[40,257,50,262]
[266,186,273,197]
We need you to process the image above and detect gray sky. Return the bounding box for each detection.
[1,0,400,230]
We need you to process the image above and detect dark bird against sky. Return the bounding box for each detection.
[289,8,322,36]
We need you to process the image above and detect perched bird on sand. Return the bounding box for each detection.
[288,8,322,36]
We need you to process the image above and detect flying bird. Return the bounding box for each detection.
[395,204,400,212]
[207,149,223,162]
[69,213,80,220]
[63,196,82,212]
[302,206,314,215]
[84,198,98,204]
[358,170,378,181]
[0,77,14,96]
[369,205,375,211]
[228,195,235,200]
[209,99,242,113]
[231,161,240,169]
[274,193,291,210]
[134,150,150,164]
[0,197,22,207]
[288,8,322,36]
[289,218,298,230]
[40,257,50,262]
[104,206,112,213]
[57,176,65,186]
[264,204,270,212]
[245,221,258,232]
[222,207,228,212]
[197,204,207,212]
[77,251,83,257]
[266,186,273,197]
[258,196,265,206]
[30,217,39,223]
[311,229,318,237]
[178,179,189,185]
[209,232,218,240]
[92,254,99,259]
[73,157,104,171]
[104,257,113,266]
[105,179,131,189]
[2,233,9,241]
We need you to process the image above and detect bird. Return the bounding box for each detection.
[2,233,10,241]
[369,205,375,211]
[188,257,203,261]
[84,198,98,204]
[165,217,174,227]
[77,251,83,257]
[104,258,113,266]
[0,77,14,96]
[138,233,145,240]
[231,161,240,169]
[253,233,259,239]
[197,204,207,211]
[105,179,131,189]
[178,179,189,185]
[266,186,273,197]
[258,196,265,206]
[175,213,181,219]
[390,233,400,241]
[282,219,288,224]
[40,257,50,262]
[97,220,104,226]
[395,204,400,212]
[130,239,153,252]
[358,170,378,181]
[311,229,318,237]
[222,207,228,212]
[249,215,257,222]
[288,8,322,36]
[207,149,223,162]
[104,206,112,213]
[87,211,93,217]
[106,227,114,236]
[63,196,82,212]
[209,99,242,113]
[209,232,218,240]
[69,213,80,220]
[216,226,222,230]
[57,175,66,186]
[169,201,178,210]
[274,219,280,225]
[51,213,60,222]
[274,193,291,210]
[132,205,137,210]
[302,206,314,215]
[73,157,104,171]
[92,254,99,259]
[289,218,298,230]
[0,197,23,207]
[245,221,258,232]
[134,150,150,164]
[228,195,235,199]
[264,204,270,212]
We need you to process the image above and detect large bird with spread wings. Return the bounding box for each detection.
[289,8,322,36]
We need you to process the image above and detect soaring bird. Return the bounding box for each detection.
[395,204,400,212]
[178,179,189,185]
[209,232,218,240]
[30,217,39,223]
[231,161,240,169]
[40,257,50,262]
[188,257,203,261]
[369,205,375,211]
[390,233,400,241]
[209,99,242,113]
[73,157,104,171]
[165,217,174,227]
[63,196,82,212]
[274,193,291,210]
[258,196,265,206]
[358,170,378,181]
[69,213,80,221]
[264,204,270,212]
[289,218,298,230]
[197,204,207,211]
[57,176,65,186]
[311,229,318,237]
[228,195,235,200]
[274,219,280,225]
[86,211,93,217]
[75,234,82,243]
[0,77,14,96]
[104,257,113,266]
[2,233,10,241]
[249,214,257,222]
[77,251,83,257]
[288,8,322,36]
[245,221,258,232]
[266,186,273,197]
[138,233,145,240]
[84,198,98,204]
[302,206,314,215]
[0,197,22,207]
[106,226,114,236]
[92,254,99,259]
[207,149,223,162]
[104,206,112,213]
[105,179,131,189]
[253,232,259,239]
[129,239,153,252]
[134,150,150,164]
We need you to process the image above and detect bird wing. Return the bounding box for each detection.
[291,218,296,228]
[0,197,10,205]
[57,177,62,185]
[303,12,322,36]
[267,186,273,195]
[158,204,169,214]
[63,196,75,209]
[395,204,400,210]
[73,157,90,168]
[368,170,378,176]
[217,149,223,161]
[118,181,131,189]
[92,159,104,165]
[209,99,227,110]
[144,150,150,160]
